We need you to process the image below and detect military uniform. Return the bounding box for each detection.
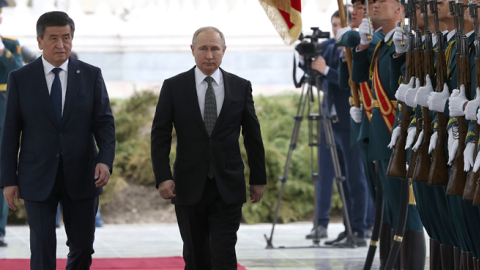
[0,35,23,246]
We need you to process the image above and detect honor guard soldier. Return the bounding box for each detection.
[351,0,426,268]
[0,0,23,247]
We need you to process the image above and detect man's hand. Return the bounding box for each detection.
[395,76,414,102]
[4,186,19,211]
[359,18,373,45]
[336,26,351,40]
[429,131,438,154]
[312,56,327,74]
[94,163,111,187]
[404,78,420,108]
[350,105,363,123]
[249,185,265,203]
[415,75,434,107]
[405,127,417,150]
[465,87,480,120]
[388,126,401,149]
[428,83,450,112]
[448,85,468,117]
[158,180,176,200]
[393,21,408,54]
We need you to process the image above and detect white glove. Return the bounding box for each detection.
[393,22,408,54]
[474,150,480,172]
[405,127,417,149]
[0,39,5,51]
[449,85,468,117]
[359,18,374,45]
[428,83,450,112]
[415,75,434,107]
[477,108,480,125]
[336,26,351,40]
[412,130,424,151]
[395,76,415,102]
[429,131,438,154]
[388,126,401,149]
[464,142,475,172]
[405,78,421,107]
[465,87,480,120]
[447,126,459,165]
[350,104,363,123]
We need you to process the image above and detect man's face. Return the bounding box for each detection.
[332,16,342,39]
[37,25,72,67]
[369,0,380,23]
[190,30,226,76]
[416,4,425,29]
[352,1,365,28]
[373,0,401,23]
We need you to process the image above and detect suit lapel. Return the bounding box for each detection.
[31,57,59,130]
[211,68,233,136]
[185,67,209,137]
[61,57,80,127]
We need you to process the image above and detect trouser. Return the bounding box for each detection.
[24,161,98,270]
[316,127,368,237]
[0,195,7,237]
[175,178,242,270]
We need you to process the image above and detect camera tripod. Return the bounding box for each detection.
[264,58,355,249]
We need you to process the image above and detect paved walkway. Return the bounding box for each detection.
[0,222,430,270]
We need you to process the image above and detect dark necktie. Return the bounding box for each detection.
[51,68,62,125]
[203,76,217,179]
[203,76,217,136]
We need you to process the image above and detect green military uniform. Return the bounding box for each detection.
[0,34,23,243]
[336,29,384,203]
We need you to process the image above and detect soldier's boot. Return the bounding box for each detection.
[461,251,468,270]
[440,244,454,270]
[392,229,401,270]
[400,230,426,270]
[454,247,462,270]
[431,239,442,270]
[379,223,392,270]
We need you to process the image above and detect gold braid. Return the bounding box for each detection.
[445,39,456,78]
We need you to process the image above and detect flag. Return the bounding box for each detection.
[259,0,302,46]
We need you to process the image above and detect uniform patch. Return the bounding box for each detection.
[5,50,11,58]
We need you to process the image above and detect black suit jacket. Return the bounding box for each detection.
[151,67,266,205]
[0,56,115,201]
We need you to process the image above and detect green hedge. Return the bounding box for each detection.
[7,90,342,224]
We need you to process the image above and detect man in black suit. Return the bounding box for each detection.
[151,26,266,269]
[0,11,115,270]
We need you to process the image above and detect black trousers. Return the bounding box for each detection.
[175,178,243,270]
[24,160,98,270]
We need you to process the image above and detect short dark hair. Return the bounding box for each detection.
[36,11,75,39]
[332,9,352,22]
[351,0,365,4]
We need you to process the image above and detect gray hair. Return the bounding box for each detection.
[192,26,226,48]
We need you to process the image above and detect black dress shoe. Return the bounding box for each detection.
[333,232,367,248]
[305,225,328,239]
[324,231,346,245]
[0,236,7,247]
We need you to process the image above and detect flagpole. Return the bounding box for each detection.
[337,0,360,108]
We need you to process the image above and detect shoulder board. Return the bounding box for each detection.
[1,36,17,41]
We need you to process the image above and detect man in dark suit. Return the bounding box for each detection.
[304,10,369,247]
[0,11,115,270]
[151,26,266,269]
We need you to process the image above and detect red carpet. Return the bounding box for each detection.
[0,257,248,269]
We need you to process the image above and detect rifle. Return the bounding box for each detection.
[413,0,435,182]
[447,1,471,196]
[386,0,415,178]
[464,0,479,200]
[428,0,449,186]
[407,0,425,179]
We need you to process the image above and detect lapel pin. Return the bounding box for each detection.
[76,70,80,74]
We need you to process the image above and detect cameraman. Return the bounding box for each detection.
[302,9,369,247]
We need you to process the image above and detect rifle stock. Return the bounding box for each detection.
[447,50,470,196]
[407,48,425,178]
[413,49,435,182]
[464,59,480,200]
[386,50,415,178]
[428,50,449,186]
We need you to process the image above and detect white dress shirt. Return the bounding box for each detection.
[42,57,68,115]
[195,67,225,119]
